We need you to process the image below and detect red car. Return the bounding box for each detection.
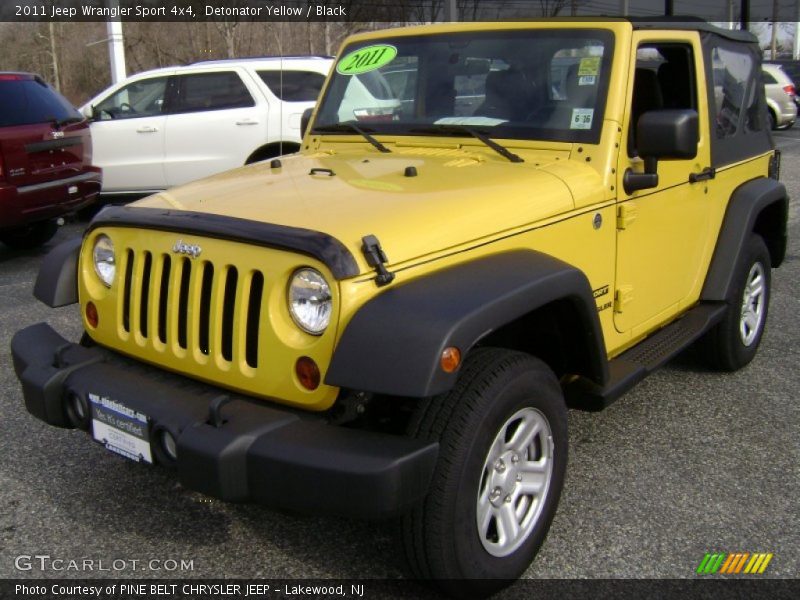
[0,73,101,249]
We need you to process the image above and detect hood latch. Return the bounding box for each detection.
[361,235,395,287]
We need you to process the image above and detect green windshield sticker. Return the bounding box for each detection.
[578,57,600,77]
[336,45,397,75]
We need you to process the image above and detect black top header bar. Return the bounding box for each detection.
[1,1,793,23]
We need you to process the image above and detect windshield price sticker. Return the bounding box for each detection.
[570,108,594,130]
[336,45,398,75]
[578,56,601,77]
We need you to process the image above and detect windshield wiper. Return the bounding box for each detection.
[48,116,83,129]
[410,125,523,163]
[313,122,391,153]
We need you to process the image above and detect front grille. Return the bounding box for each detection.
[83,228,339,410]
[119,250,263,369]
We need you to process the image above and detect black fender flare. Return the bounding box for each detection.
[701,177,788,302]
[33,237,81,307]
[326,250,608,398]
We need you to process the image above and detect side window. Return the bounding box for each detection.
[172,72,255,113]
[629,43,697,156]
[762,70,778,85]
[710,46,761,137]
[94,77,168,120]
[257,70,326,102]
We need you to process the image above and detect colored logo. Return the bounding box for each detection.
[696,552,773,575]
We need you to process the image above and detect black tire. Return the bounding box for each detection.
[697,234,771,371]
[768,110,777,130]
[400,348,567,598]
[0,219,59,250]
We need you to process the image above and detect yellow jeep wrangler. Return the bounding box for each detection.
[12,19,788,596]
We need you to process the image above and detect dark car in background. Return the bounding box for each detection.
[0,73,100,249]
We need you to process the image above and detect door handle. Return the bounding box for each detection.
[689,167,716,183]
[136,126,158,133]
[236,119,259,126]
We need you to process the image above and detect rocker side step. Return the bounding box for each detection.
[566,302,728,410]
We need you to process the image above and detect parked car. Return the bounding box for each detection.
[767,58,800,97]
[80,56,333,195]
[0,72,100,249]
[762,62,796,129]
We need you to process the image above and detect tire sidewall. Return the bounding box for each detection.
[444,359,568,582]
[722,235,771,367]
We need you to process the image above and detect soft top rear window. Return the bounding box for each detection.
[0,77,81,127]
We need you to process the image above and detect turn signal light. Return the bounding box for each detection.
[295,356,321,390]
[85,302,98,328]
[440,347,461,373]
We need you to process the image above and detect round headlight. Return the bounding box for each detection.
[288,268,332,335]
[92,234,115,287]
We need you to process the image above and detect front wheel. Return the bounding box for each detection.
[401,348,567,597]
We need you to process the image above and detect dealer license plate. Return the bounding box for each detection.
[89,393,153,464]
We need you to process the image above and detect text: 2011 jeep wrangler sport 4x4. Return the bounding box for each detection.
[12,20,788,596]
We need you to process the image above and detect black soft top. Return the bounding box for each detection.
[628,17,758,44]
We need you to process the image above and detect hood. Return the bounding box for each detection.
[135,146,586,275]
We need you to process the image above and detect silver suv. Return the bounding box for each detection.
[763,62,796,129]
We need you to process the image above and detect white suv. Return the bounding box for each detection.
[81,56,333,194]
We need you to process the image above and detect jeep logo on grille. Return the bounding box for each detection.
[172,240,202,258]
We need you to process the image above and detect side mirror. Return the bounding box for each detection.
[624,109,699,194]
[300,107,313,138]
[81,105,95,120]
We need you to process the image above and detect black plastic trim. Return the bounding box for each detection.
[11,322,436,518]
[326,250,608,397]
[88,206,360,280]
[566,302,727,410]
[25,137,81,153]
[702,177,788,301]
[33,237,81,307]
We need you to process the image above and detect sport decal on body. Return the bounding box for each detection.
[336,44,398,75]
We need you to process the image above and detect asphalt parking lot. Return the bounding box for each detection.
[0,133,798,593]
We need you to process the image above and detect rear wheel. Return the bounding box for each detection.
[697,234,771,370]
[401,348,567,597]
[0,219,59,249]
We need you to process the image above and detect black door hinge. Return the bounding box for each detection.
[361,235,395,287]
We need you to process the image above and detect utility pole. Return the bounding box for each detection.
[107,0,126,84]
[795,0,800,59]
[620,0,629,16]
[727,0,735,29]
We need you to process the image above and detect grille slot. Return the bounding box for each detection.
[139,252,152,338]
[246,272,264,368]
[157,255,171,344]
[198,262,214,355]
[122,249,134,333]
[177,257,191,349]
[221,267,238,362]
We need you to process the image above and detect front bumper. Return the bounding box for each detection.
[11,323,437,518]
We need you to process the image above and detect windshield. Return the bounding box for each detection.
[314,29,614,143]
